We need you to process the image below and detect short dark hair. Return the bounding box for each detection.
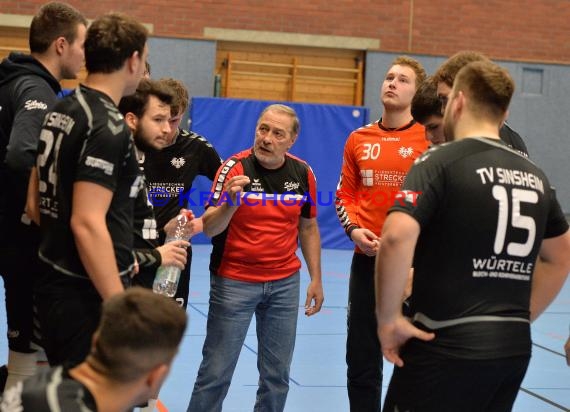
[433,50,491,88]
[158,78,189,116]
[85,13,148,74]
[87,287,187,383]
[411,77,441,124]
[453,60,514,123]
[29,2,87,54]
[118,78,174,118]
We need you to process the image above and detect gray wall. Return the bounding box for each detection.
[147,37,217,128]
[364,52,570,213]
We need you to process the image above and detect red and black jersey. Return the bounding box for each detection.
[209,149,317,282]
[393,137,568,359]
[335,120,428,252]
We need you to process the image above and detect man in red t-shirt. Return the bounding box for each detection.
[188,104,324,412]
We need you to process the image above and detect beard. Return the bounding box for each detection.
[133,131,160,153]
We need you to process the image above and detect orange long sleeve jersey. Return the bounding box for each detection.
[335,120,428,252]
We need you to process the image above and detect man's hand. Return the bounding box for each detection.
[164,208,195,239]
[156,240,189,269]
[351,228,380,256]
[377,316,435,367]
[225,175,251,205]
[304,279,324,316]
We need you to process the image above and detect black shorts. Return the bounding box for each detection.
[0,247,44,353]
[382,343,530,412]
[34,269,102,367]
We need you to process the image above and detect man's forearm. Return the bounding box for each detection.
[299,219,322,282]
[202,203,238,237]
[374,213,419,325]
[530,257,568,322]
[72,221,124,300]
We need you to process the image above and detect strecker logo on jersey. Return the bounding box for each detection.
[359,169,407,187]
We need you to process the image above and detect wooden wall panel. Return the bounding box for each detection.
[216,42,364,106]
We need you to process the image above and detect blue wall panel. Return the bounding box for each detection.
[188,98,369,249]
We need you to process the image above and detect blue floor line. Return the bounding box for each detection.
[519,387,569,411]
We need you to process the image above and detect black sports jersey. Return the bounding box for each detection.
[0,366,97,411]
[37,85,142,278]
[143,129,222,236]
[133,168,159,249]
[0,53,61,248]
[391,137,568,359]
[500,122,529,157]
[132,155,162,277]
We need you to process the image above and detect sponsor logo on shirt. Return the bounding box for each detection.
[360,169,407,187]
[284,181,300,191]
[251,178,263,192]
[171,157,186,169]
[381,136,400,142]
[360,169,374,187]
[85,156,114,176]
[24,99,47,111]
[398,146,414,158]
[472,256,533,281]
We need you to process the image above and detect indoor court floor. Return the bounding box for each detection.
[157,245,570,412]
[1,244,568,411]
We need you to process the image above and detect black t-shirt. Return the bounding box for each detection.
[0,366,97,411]
[391,137,568,359]
[131,155,163,281]
[143,129,222,237]
[37,85,142,279]
[134,155,159,250]
[500,122,529,157]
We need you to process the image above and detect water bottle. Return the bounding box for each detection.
[153,211,192,297]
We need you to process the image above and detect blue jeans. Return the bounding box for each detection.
[188,272,300,412]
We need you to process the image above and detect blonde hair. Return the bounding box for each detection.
[391,55,427,89]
